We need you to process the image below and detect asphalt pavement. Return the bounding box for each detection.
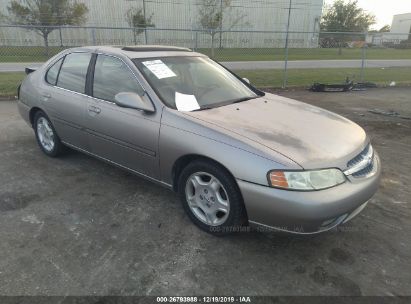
[1,88,410,296]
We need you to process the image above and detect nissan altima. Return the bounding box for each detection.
[17,45,381,235]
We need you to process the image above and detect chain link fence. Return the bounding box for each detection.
[1,24,411,88]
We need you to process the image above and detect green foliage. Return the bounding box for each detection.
[379,25,391,33]
[198,0,247,33]
[198,0,248,57]
[0,10,6,22]
[7,0,88,48]
[125,7,154,35]
[199,0,224,31]
[321,0,376,32]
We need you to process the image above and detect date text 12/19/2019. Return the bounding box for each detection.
[156,296,252,303]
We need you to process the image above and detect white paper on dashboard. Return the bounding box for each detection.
[175,92,200,112]
[142,60,177,79]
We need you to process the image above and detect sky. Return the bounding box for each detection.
[324,0,411,30]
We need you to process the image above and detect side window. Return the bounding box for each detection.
[45,58,63,85]
[93,55,144,102]
[57,53,92,94]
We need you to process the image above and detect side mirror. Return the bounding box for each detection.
[114,92,155,113]
[242,78,251,84]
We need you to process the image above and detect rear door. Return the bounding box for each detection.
[85,54,161,178]
[44,52,92,150]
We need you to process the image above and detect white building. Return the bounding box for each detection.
[367,13,411,46]
[0,0,324,48]
[390,13,411,41]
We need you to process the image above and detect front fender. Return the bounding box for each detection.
[159,109,302,186]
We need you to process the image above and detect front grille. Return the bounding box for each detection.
[347,144,371,168]
[345,144,375,178]
[352,157,374,177]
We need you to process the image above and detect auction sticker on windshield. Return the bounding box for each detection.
[142,60,177,79]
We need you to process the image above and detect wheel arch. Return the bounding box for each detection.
[29,107,44,127]
[172,153,249,224]
[171,154,238,193]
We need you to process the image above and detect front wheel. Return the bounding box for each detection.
[178,160,248,235]
[34,111,64,157]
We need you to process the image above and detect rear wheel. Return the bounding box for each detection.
[178,160,247,235]
[34,111,64,157]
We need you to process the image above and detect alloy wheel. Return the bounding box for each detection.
[185,172,230,226]
[37,117,55,152]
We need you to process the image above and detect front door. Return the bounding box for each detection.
[85,54,161,178]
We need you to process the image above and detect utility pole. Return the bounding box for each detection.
[360,31,368,82]
[143,0,148,44]
[282,0,292,88]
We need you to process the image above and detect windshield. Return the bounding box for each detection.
[133,56,259,111]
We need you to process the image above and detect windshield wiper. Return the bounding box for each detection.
[231,96,257,104]
[192,96,256,111]
[192,106,212,111]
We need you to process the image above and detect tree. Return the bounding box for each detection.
[321,0,376,32]
[7,0,88,54]
[320,0,375,55]
[126,6,154,44]
[0,12,5,42]
[0,11,6,22]
[198,0,248,57]
[379,24,391,33]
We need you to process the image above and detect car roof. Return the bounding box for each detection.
[71,45,205,59]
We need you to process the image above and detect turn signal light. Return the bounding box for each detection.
[269,171,289,188]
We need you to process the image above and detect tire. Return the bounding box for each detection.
[33,111,64,157]
[178,160,248,235]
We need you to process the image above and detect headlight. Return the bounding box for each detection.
[268,169,346,191]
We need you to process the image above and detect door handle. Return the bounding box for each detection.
[88,106,101,114]
[42,93,52,100]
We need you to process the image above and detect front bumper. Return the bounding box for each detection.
[238,154,381,234]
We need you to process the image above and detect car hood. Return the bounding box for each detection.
[183,93,368,170]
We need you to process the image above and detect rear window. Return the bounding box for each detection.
[45,58,63,85]
[57,53,92,94]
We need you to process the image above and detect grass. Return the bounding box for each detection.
[236,67,411,88]
[1,46,411,62]
[1,67,410,97]
[0,72,25,97]
[199,48,411,61]
[0,46,66,63]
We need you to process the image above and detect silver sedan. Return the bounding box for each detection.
[17,45,381,235]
